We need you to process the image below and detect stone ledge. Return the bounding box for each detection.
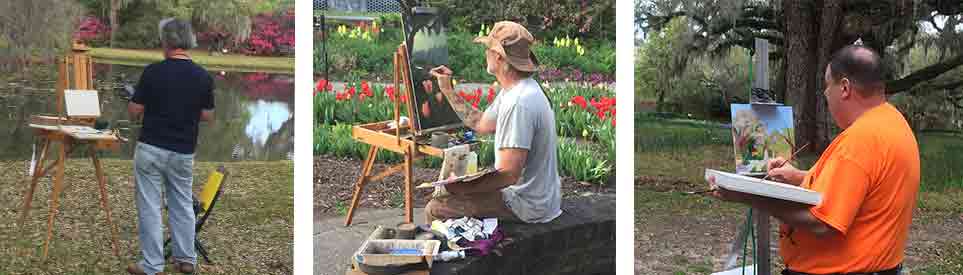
[430,194,615,275]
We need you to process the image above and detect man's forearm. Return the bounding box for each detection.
[739,193,833,237]
[435,76,484,131]
[448,170,516,195]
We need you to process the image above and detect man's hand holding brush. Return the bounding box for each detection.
[766,156,807,186]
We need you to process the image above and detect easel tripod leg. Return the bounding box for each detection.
[344,146,380,226]
[403,147,414,224]
[91,147,120,256]
[20,139,51,229]
[43,141,68,258]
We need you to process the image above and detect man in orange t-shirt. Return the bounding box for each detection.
[708,45,920,275]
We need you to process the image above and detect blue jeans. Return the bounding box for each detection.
[133,142,196,274]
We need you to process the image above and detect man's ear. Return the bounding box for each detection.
[840,78,852,99]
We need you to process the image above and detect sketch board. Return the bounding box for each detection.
[706,169,822,205]
[402,7,462,134]
[730,104,794,175]
[64,89,101,117]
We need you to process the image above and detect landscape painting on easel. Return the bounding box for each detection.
[730,104,794,175]
[403,7,461,133]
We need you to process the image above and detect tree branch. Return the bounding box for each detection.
[887,53,963,94]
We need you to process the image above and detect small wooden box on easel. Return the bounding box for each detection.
[20,41,122,258]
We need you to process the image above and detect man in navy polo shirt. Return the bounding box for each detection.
[126,18,214,275]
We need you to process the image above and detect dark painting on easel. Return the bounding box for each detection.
[403,7,461,134]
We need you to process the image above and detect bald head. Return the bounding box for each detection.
[828,45,885,96]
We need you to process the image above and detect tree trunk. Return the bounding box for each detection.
[785,0,827,153]
[812,0,844,152]
[109,0,120,48]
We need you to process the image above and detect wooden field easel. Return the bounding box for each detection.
[343,44,453,226]
[19,42,122,258]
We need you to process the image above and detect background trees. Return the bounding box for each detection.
[0,0,85,74]
[637,0,963,152]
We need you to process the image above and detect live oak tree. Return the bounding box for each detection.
[638,0,963,152]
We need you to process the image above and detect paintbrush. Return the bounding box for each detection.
[760,142,809,182]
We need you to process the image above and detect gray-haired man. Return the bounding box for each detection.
[127,18,214,275]
[425,21,562,224]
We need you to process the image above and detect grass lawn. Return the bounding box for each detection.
[0,159,293,274]
[89,48,294,74]
[635,116,963,274]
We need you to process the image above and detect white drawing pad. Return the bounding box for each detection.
[64,89,101,117]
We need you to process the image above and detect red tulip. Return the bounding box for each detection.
[570,96,587,109]
[385,85,396,101]
[361,80,372,96]
[316,79,328,92]
[486,88,495,103]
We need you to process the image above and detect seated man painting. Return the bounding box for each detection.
[425,21,562,224]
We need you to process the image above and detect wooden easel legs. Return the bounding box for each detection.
[403,146,414,224]
[20,139,51,228]
[91,146,120,256]
[19,139,120,258]
[344,145,417,226]
[43,140,68,258]
[345,146,380,226]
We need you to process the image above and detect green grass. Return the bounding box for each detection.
[635,117,963,274]
[636,115,963,191]
[89,48,294,74]
[0,159,293,274]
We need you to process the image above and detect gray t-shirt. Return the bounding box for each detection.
[484,78,562,223]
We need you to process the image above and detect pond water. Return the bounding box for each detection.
[0,64,293,162]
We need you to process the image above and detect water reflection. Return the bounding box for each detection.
[0,64,293,161]
[245,100,292,147]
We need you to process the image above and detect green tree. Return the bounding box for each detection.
[638,0,963,151]
[0,0,85,74]
[636,17,689,112]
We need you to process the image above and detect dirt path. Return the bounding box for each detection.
[635,177,963,274]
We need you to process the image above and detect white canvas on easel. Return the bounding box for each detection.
[64,89,101,118]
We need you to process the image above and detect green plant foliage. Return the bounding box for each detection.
[314,79,615,185]
[317,20,614,82]
[436,0,614,43]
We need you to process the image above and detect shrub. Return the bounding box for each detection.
[318,26,614,83]
[74,16,110,47]
[437,0,614,43]
[242,10,295,56]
